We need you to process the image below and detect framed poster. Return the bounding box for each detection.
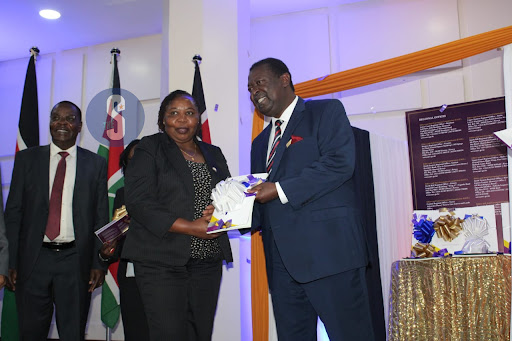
[406,97,507,251]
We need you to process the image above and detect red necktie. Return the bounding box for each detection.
[267,120,283,173]
[45,151,69,241]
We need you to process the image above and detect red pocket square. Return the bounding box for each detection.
[286,135,303,147]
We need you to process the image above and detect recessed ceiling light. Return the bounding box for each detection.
[39,9,61,20]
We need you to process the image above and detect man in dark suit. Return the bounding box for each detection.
[0,166,7,289]
[248,58,374,340]
[5,101,109,341]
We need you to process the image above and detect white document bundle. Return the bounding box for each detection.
[207,173,268,234]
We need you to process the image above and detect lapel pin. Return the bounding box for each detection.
[212,167,217,172]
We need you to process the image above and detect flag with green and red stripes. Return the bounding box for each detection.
[98,50,124,329]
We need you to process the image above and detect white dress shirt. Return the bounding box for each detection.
[266,96,298,204]
[44,142,77,242]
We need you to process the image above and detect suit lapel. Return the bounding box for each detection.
[40,145,51,207]
[198,141,223,187]
[268,98,306,181]
[159,133,195,198]
[74,147,84,202]
[254,125,271,174]
[73,147,86,233]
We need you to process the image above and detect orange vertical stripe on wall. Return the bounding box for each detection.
[251,231,269,341]
[250,109,269,341]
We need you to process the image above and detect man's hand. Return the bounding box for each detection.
[247,182,279,204]
[7,269,17,291]
[99,240,118,261]
[0,275,6,290]
[89,269,105,292]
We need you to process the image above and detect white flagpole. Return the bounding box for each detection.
[503,43,512,341]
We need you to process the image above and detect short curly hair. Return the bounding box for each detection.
[157,90,198,132]
[51,101,82,121]
[250,58,295,92]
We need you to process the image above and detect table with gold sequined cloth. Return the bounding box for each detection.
[388,255,511,340]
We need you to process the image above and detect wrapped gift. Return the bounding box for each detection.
[207,173,267,234]
[411,205,498,256]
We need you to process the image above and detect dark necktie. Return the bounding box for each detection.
[45,151,69,241]
[267,120,283,173]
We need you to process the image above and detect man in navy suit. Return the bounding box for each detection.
[248,58,374,340]
[5,101,108,341]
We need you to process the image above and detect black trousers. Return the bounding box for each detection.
[16,247,90,341]
[135,257,223,341]
[118,259,150,341]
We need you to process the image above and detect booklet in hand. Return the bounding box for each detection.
[95,205,131,243]
[207,173,268,234]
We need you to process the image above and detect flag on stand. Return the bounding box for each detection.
[98,48,124,329]
[192,55,211,144]
[15,50,39,152]
[1,46,40,341]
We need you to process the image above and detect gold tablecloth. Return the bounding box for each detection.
[388,255,511,340]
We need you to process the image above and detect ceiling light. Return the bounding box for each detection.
[39,9,61,20]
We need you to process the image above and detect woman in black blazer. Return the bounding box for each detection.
[122,90,233,341]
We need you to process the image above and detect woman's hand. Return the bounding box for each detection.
[202,204,215,220]
[169,215,224,239]
[189,216,221,239]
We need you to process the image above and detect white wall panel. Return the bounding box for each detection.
[423,69,465,107]
[199,0,250,177]
[463,49,505,102]
[335,0,460,70]
[451,0,511,103]
[0,53,52,156]
[53,48,86,110]
[0,58,26,157]
[138,98,160,139]
[458,0,512,37]
[251,9,332,84]
[342,77,422,115]
[85,35,161,104]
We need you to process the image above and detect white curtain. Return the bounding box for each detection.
[369,132,414,326]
